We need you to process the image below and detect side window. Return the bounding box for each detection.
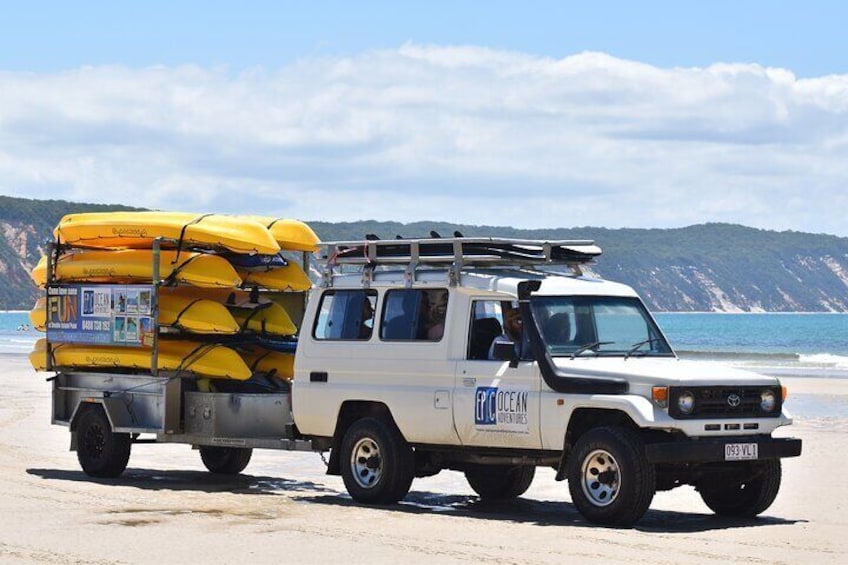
[380,289,448,341]
[312,290,377,341]
[467,300,505,359]
[468,300,531,360]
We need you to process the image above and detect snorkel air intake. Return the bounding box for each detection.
[517,281,628,395]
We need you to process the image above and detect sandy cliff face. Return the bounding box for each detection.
[0,221,41,309]
[593,254,848,312]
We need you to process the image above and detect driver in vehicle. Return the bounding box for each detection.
[489,303,523,359]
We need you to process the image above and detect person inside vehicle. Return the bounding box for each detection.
[424,289,448,340]
[358,297,375,339]
[489,302,523,359]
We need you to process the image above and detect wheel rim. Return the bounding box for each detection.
[350,437,382,489]
[580,449,620,507]
[83,422,105,461]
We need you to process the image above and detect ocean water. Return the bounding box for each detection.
[0,311,40,355]
[653,313,848,377]
[3,310,846,376]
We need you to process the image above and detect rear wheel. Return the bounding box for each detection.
[340,417,414,504]
[465,465,535,500]
[567,426,655,527]
[698,460,781,517]
[199,446,253,474]
[76,406,131,478]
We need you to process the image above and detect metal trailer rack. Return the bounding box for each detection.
[42,237,313,477]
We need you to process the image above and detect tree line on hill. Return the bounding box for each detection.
[1,195,846,312]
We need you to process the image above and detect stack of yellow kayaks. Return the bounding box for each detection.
[29,211,317,382]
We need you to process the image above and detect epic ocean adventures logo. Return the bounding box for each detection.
[475,386,529,432]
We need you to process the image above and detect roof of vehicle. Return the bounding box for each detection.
[318,237,638,298]
[324,268,639,299]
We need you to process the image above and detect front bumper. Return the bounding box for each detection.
[645,436,802,464]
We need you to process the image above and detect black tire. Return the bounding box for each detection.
[340,417,414,504]
[698,459,782,517]
[76,406,131,478]
[567,426,656,527]
[199,446,253,474]
[465,465,536,500]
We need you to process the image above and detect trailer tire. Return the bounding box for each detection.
[340,417,414,504]
[466,465,536,500]
[76,406,131,478]
[699,459,781,517]
[199,446,253,474]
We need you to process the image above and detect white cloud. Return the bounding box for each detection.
[1,46,847,235]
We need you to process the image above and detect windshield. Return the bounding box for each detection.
[531,296,673,358]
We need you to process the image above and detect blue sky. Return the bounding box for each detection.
[1,1,847,235]
[3,1,844,76]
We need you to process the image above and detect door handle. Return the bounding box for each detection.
[463,377,476,387]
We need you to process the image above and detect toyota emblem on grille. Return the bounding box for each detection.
[727,393,742,407]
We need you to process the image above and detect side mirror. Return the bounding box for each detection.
[492,341,519,367]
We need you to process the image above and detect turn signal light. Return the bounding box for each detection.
[652,386,668,408]
[781,385,788,400]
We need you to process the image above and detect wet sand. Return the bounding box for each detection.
[1,355,846,564]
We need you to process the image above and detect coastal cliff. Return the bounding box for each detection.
[1,196,846,311]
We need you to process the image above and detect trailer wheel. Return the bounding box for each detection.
[698,460,781,517]
[567,426,655,527]
[465,465,536,500]
[76,406,131,478]
[199,446,253,474]
[340,417,414,504]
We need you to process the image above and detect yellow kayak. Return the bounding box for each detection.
[241,217,320,252]
[237,262,312,292]
[29,338,251,380]
[31,250,242,289]
[55,211,281,255]
[29,297,46,331]
[158,295,240,334]
[228,302,297,336]
[159,287,298,335]
[240,348,295,380]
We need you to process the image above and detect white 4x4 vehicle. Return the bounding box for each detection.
[294,237,801,526]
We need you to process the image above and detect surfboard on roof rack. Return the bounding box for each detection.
[323,237,602,267]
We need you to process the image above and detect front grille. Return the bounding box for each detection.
[668,386,782,419]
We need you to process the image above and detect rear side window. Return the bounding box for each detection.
[380,289,448,341]
[313,290,377,340]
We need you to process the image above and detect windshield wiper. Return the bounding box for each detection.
[570,341,614,359]
[624,337,663,359]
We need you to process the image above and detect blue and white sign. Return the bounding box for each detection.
[46,284,155,347]
[474,386,529,433]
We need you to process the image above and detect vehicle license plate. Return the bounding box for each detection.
[725,443,758,461]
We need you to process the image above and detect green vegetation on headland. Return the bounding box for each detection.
[1,196,846,312]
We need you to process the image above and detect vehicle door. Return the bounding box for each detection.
[453,299,543,449]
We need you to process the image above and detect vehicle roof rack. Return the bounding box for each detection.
[319,237,602,287]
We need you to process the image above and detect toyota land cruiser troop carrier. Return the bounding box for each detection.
[47,237,802,527]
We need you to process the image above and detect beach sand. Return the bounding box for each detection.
[1,355,846,564]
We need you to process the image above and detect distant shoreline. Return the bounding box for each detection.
[654,311,848,315]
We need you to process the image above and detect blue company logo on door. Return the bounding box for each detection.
[475,386,529,431]
[475,387,499,425]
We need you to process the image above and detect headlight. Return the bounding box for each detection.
[760,390,777,412]
[677,391,695,414]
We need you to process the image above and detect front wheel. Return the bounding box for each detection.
[199,446,253,474]
[76,406,131,478]
[340,417,414,504]
[567,426,656,527]
[698,460,781,517]
[466,465,535,500]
